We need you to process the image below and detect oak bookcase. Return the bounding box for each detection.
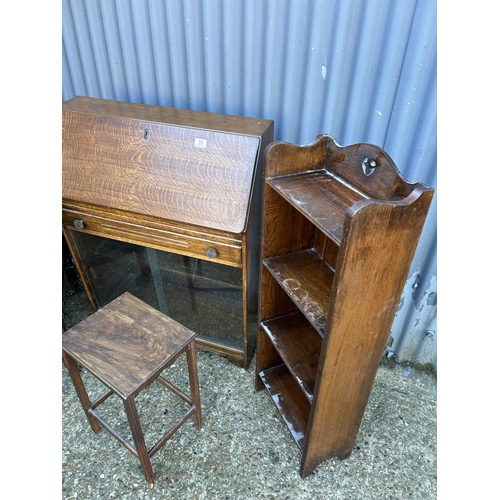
[255,134,433,477]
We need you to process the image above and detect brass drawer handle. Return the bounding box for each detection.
[73,219,85,229]
[205,247,218,259]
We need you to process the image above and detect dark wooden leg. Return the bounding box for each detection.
[186,341,202,430]
[123,397,155,484]
[62,350,101,433]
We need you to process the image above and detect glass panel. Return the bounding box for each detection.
[67,230,243,351]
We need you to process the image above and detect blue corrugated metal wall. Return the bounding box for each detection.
[62,0,437,368]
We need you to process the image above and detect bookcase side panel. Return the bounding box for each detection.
[264,135,328,178]
[301,190,433,474]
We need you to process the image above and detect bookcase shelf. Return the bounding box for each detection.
[259,364,310,452]
[255,134,434,477]
[261,312,322,402]
[267,169,367,244]
[263,249,334,335]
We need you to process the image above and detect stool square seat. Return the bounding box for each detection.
[62,292,202,483]
[62,292,197,398]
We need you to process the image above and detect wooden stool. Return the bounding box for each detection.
[62,292,202,483]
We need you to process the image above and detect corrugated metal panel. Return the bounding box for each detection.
[62,0,437,368]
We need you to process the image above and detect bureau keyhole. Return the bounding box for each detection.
[144,128,150,139]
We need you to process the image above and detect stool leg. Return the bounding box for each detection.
[123,396,155,484]
[62,351,101,433]
[186,341,202,430]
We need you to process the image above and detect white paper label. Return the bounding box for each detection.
[194,138,207,148]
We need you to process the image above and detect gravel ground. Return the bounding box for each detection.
[62,284,437,500]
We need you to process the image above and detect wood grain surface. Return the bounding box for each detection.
[62,292,197,398]
[62,112,260,233]
[261,312,322,402]
[263,249,334,334]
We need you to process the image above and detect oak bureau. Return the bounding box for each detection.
[62,96,274,368]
